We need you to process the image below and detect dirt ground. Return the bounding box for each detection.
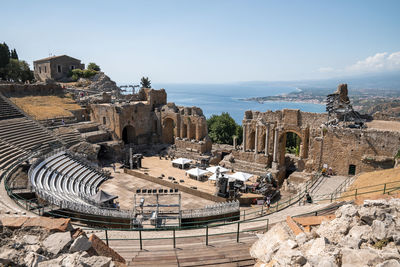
[137,156,261,199]
[10,95,81,120]
[342,167,400,200]
[99,163,216,211]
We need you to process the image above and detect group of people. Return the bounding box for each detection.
[321,164,334,176]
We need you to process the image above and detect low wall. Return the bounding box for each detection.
[125,169,226,202]
[0,83,63,97]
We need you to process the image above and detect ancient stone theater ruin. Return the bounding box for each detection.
[221,84,400,183]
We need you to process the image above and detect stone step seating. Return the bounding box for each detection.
[0,117,60,153]
[0,94,24,120]
[51,127,82,148]
[30,151,108,207]
[126,239,256,266]
[0,139,28,170]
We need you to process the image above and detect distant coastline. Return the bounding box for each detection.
[239,87,326,106]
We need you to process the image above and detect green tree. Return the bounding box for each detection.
[0,42,10,80]
[10,49,18,60]
[140,76,151,88]
[207,112,241,145]
[87,62,100,71]
[6,59,33,82]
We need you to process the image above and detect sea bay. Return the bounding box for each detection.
[153,83,326,124]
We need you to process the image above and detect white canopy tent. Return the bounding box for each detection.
[228,171,253,182]
[172,158,191,168]
[206,166,229,173]
[186,167,210,180]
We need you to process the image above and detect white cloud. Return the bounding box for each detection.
[317,51,400,75]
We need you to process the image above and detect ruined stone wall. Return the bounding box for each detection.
[307,127,399,175]
[90,89,210,151]
[160,103,208,146]
[175,138,211,153]
[0,83,63,97]
[238,108,398,177]
[90,102,158,145]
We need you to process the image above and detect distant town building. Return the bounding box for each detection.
[33,55,84,82]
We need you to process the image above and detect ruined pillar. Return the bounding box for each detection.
[233,136,237,149]
[242,124,247,152]
[187,122,191,140]
[180,121,185,138]
[273,127,279,163]
[265,124,270,156]
[195,122,202,140]
[254,125,259,154]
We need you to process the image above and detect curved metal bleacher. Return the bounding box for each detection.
[29,151,116,213]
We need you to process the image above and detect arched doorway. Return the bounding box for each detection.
[122,125,136,145]
[162,118,175,144]
[285,132,301,156]
[248,131,255,150]
[280,131,302,178]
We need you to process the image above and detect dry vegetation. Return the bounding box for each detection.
[10,94,82,120]
[341,167,400,200]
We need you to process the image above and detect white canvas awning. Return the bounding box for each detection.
[206,166,229,173]
[186,167,209,178]
[228,172,253,182]
[172,158,191,166]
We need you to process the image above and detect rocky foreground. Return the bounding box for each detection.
[0,217,125,267]
[250,198,400,267]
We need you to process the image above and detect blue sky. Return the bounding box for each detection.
[1,0,399,83]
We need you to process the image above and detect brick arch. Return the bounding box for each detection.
[121,124,137,145]
[162,116,177,144]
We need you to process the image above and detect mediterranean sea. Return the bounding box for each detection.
[150,83,326,124]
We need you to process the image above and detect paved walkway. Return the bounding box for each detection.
[310,175,348,197]
[0,171,35,216]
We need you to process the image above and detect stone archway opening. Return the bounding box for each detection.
[162,118,175,144]
[280,131,303,178]
[122,125,137,145]
[285,132,302,156]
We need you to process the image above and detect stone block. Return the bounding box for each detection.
[43,232,72,255]
[88,234,126,264]
[70,235,92,252]
[22,217,73,232]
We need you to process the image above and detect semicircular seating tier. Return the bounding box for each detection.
[29,151,109,207]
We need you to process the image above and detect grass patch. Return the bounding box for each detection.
[10,95,82,120]
[373,239,389,250]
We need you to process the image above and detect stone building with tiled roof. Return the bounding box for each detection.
[33,55,84,82]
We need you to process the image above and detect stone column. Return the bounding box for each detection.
[195,123,202,140]
[273,127,279,163]
[233,136,237,149]
[242,124,247,152]
[265,124,270,156]
[254,125,259,154]
[187,123,191,140]
[180,121,185,138]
